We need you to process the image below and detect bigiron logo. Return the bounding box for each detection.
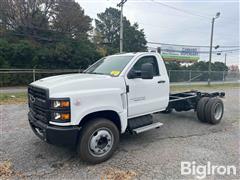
[181,161,237,179]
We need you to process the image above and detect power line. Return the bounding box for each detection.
[218,48,240,53]
[147,41,240,48]
[150,0,211,20]
[3,30,239,50]
[148,47,240,54]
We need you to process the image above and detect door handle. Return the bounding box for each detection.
[158,80,166,83]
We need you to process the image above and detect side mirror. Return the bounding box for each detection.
[127,70,141,79]
[141,63,153,79]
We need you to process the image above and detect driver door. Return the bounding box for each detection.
[125,55,168,118]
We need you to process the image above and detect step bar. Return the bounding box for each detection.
[132,122,163,134]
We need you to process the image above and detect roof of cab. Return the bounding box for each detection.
[112,52,158,57]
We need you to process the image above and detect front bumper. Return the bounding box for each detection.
[28,113,81,147]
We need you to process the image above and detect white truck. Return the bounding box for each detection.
[28,52,225,164]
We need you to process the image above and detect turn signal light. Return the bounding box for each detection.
[61,113,70,120]
[61,101,70,107]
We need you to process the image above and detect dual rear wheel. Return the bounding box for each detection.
[197,97,224,124]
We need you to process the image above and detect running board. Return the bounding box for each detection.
[132,122,163,134]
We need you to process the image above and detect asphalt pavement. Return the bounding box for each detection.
[0,88,239,179]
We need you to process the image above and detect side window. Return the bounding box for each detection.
[132,56,160,76]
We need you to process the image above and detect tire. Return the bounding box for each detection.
[77,118,119,164]
[196,97,210,122]
[205,98,224,124]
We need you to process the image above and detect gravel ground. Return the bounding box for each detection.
[0,88,239,179]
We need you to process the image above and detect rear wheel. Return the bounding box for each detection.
[196,97,210,122]
[77,118,119,164]
[205,98,224,124]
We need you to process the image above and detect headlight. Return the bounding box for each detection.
[53,112,70,121]
[50,98,71,123]
[52,99,70,108]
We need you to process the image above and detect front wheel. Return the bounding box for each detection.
[77,118,119,164]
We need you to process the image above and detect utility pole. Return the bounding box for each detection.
[224,53,227,65]
[208,12,220,86]
[208,18,215,86]
[117,0,127,53]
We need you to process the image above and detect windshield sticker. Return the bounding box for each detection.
[110,71,120,76]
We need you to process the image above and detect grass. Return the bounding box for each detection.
[0,160,23,178]
[171,83,240,92]
[101,167,137,180]
[0,83,239,105]
[0,92,27,105]
[0,160,14,178]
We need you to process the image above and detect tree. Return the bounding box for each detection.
[188,61,208,71]
[0,39,13,66]
[187,61,228,71]
[0,0,92,40]
[164,62,182,70]
[51,0,92,39]
[0,0,102,86]
[95,7,147,54]
[123,22,147,52]
[95,8,120,48]
[212,62,228,71]
[0,0,53,32]
[10,40,36,68]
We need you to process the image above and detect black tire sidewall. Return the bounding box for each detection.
[205,98,224,124]
[77,118,119,164]
[197,97,210,122]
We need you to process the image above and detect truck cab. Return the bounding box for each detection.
[28,52,169,163]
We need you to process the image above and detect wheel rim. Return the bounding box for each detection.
[88,128,114,157]
[214,103,223,120]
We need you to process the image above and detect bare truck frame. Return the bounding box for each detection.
[165,91,225,123]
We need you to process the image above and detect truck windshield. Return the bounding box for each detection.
[85,55,134,76]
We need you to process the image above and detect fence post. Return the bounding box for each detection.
[168,70,171,83]
[222,71,225,83]
[189,70,192,86]
[33,69,36,82]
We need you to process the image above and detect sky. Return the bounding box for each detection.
[77,0,239,66]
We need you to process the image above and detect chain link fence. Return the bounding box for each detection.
[0,69,82,87]
[0,69,239,87]
[168,70,240,85]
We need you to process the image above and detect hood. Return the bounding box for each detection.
[30,73,125,97]
[32,73,110,88]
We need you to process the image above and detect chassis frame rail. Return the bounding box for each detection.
[168,91,225,112]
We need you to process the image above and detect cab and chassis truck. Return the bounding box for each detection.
[28,52,225,164]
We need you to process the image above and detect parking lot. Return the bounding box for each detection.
[0,87,239,179]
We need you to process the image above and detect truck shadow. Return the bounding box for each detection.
[119,110,228,148]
